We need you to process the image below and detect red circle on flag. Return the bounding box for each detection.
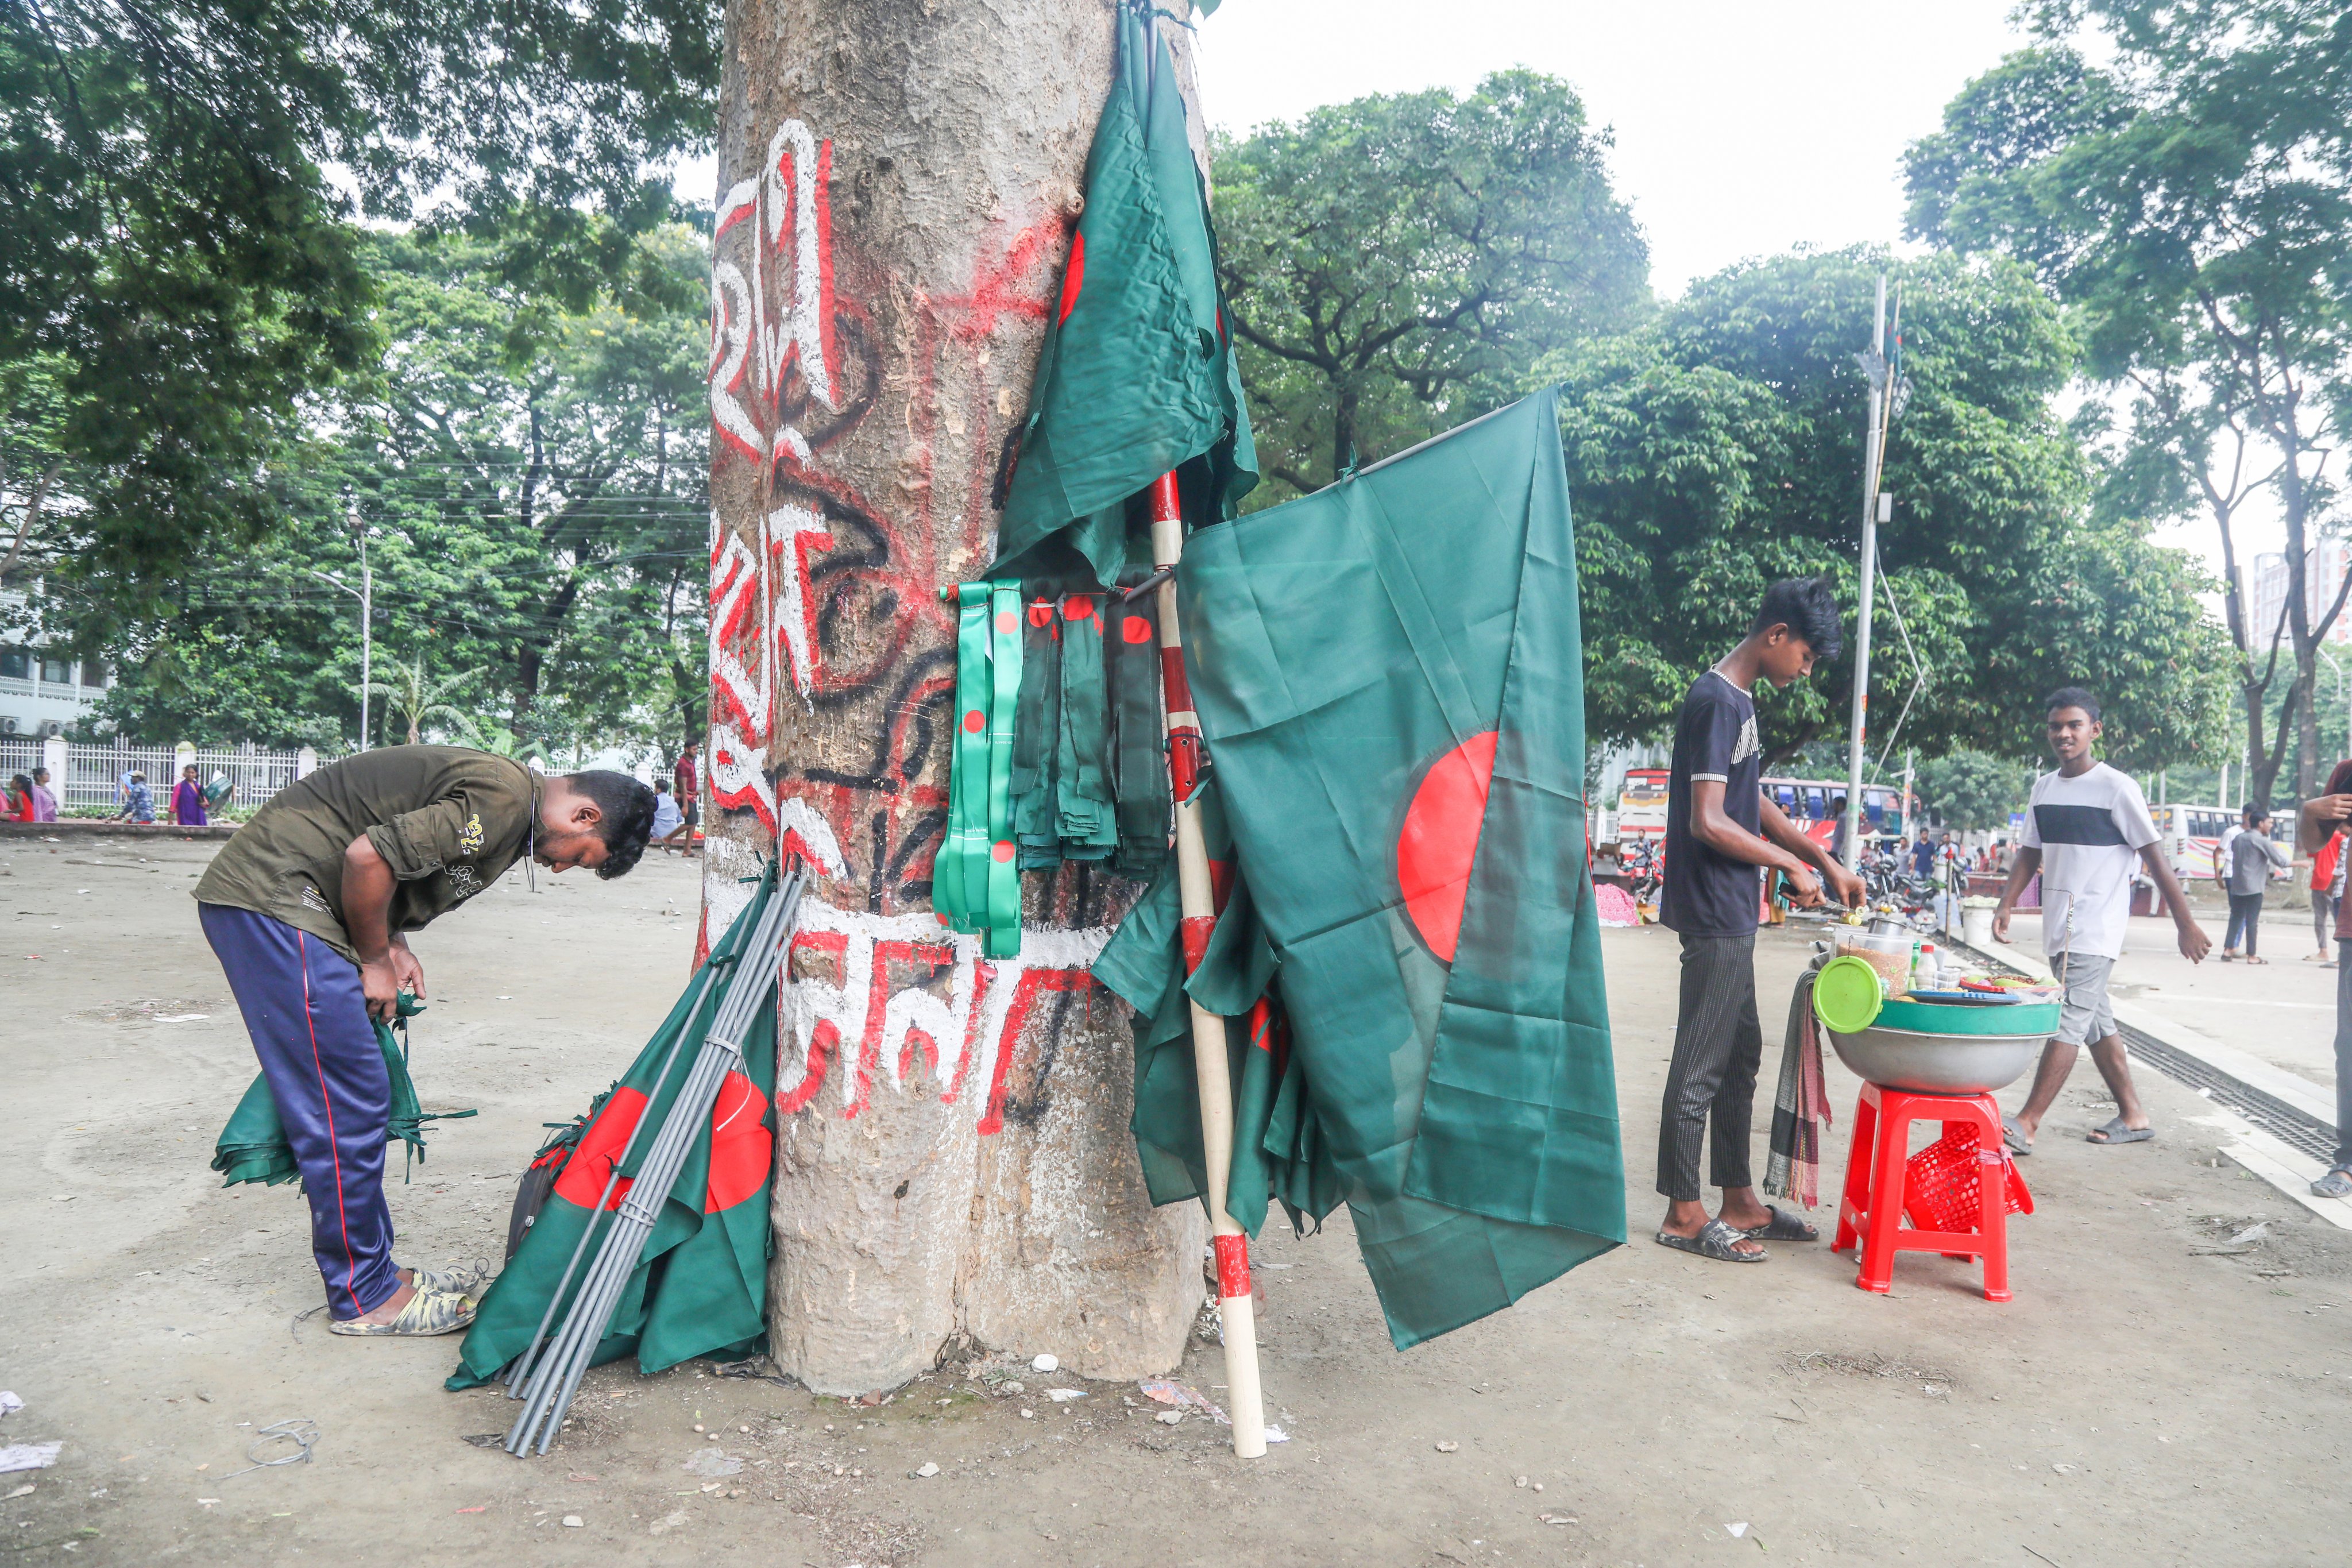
[963,709,984,733]
[991,840,1014,863]
[1395,731,1498,964]
[1063,595,1095,621]
[995,610,1017,635]
[704,1069,771,1212]
[1058,231,1086,326]
[553,1087,647,1210]
[1121,616,1153,645]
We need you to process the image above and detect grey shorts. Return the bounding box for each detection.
[2052,952,2117,1045]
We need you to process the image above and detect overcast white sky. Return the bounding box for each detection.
[1194,0,2030,295]
[1192,1,2259,574]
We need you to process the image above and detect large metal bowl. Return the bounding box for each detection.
[1825,996,2059,1096]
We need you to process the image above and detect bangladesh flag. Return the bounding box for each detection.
[1110,389,1623,1350]
[992,0,1255,586]
[446,887,781,1387]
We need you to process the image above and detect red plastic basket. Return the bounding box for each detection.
[1903,1123,2033,1234]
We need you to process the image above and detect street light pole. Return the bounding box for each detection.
[306,507,373,752]
[1841,274,1889,873]
[357,526,372,752]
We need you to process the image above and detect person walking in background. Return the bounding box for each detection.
[2219,804,2289,963]
[117,771,154,823]
[2309,827,2344,967]
[29,767,57,822]
[1995,688,2211,1152]
[673,741,700,853]
[1654,578,1864,1264]
[2297,762,2352,1198]
[650,778,688,854]
[5,774,34,822]
[172,763,208,827]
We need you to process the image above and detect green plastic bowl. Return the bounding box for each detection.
[1813,954,1887,1035]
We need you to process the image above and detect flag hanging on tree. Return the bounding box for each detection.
[992,0,1255,586]
[1103,389,1623,1350]
[446,887,782,1387]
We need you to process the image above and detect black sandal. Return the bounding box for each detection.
[1655,1217,1767,1262]
[1738,1204,1819,1242]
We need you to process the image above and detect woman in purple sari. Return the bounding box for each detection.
[173,763,208,827]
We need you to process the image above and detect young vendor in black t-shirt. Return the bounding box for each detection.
[1655,579,1864,1263]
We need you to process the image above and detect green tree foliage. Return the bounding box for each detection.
[74,225,710,756]
[0,0,718,594]
[1547,248,2234,771]
[1914,750,2034,832]
[1903,5,2352,805]
[1213,70,1648,500]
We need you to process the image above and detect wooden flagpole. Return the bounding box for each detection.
[1146,469,1267,1459]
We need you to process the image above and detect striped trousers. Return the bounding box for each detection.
[1655,932,1763,1202]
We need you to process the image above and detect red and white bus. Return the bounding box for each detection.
[2151,802,2293,883]
[1614,768,1909,848]
[1614,767,1670,840]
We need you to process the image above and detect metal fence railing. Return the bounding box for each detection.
[2,740,337,817]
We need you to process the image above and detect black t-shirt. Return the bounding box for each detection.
[1660,669,1763,937]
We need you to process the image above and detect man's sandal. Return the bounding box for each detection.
[2311,1167,2352,1200]
[1655,1218,1766,1262]
[2087,1116,2153,1146]
[1738,1204,1819,1242]
[403,1261,489,1296]
[327,1284,478,1337]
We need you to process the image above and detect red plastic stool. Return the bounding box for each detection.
[1830,1083,2033,1301]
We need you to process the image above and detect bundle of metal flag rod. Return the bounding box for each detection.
[496,863,806,1457]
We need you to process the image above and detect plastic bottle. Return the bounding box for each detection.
[1914,941,1938,992]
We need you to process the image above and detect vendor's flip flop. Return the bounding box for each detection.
[1655,1218,1767,1263]
[2311,1167,2352,1199]
[2002,1116,2034,1157]
[2087,1116,2153,1146]
[1738,1204,1819,1242]
[327,1284,478,1337]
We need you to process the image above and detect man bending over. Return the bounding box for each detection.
[193,746,656,1336]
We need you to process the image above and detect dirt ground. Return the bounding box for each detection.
[6,833,2350,1566]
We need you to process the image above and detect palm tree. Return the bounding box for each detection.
[363,655,485,746]
[452,717,549,769]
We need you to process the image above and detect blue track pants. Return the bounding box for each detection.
[200,904,400,1318]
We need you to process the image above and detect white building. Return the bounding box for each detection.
[0,589,112,738]
[2247,543,2352,650]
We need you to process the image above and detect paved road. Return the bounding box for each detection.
[1998,905,2339,1092]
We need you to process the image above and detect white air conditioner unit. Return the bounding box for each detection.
[0,717,17,734]
[37,721,62,738]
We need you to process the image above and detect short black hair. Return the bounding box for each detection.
[1750,577,1842,661]
[2243,802,2266,825]
[2044,686,2101,721]
[565,769,658,879]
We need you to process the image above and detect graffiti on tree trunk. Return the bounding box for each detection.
[707,115,1101,1133]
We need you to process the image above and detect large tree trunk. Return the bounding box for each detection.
[705,0,1207,1396]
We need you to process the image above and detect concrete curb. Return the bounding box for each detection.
[0,820,240,842]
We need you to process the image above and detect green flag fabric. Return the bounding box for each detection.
[1009,588,1168,875]
[211,995,474,1188]
[1111,390,1623,1350]
[446,882,783,1387]
[937,584,1023,957]
[992,0,1256,588]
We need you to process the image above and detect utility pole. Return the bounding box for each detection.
[356,521,372,752]
[306,502,373,753]
[1841,274,1890,872]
